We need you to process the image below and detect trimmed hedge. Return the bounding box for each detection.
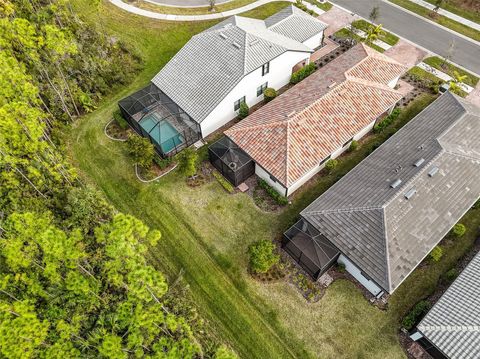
[373,108,401,133]
[263,87,277,102]
[212,170,235,193]
[402,300,431,330]
[113,108,129,130]
[238,102,249,119]
[258,179,288,205]
[290,63,316,84]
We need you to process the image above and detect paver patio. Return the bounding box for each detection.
[318,6,360,36]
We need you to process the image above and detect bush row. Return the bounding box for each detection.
[402,300,431,330]
[373,108,401,134]
[212,171,235,193]
[290,63,316,84]
[258,179,288,205]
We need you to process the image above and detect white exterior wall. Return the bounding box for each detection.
[302,31,324,50]
[200,51,311,137]
[255,164,288,197]
[338,254,383,296]
[388,75,401,89]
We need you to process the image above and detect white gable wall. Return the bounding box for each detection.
[302,31,324,50]
[338,254,383,296]
[200,50,310,137]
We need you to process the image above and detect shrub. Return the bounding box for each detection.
[290,63,316,84]
[248,240,280,274]
[258,179,288,205]
[451,223,466,238]
[373,108,401,133]
[154,156,173,170]
[178,147,198,178]
[126,134,154,169]
[214,345,238,359]
[325,159,338,173]
[113,108,128,129]
[429,246,443,262]
[444,268,459,283]
[238,102,249,119]
[263,87,277,102]
[337,262,346,273]
[212,170,235,193]
[348,140,358,152]
[402,300,431,330]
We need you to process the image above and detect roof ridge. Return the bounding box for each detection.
[381,209,393,293]
[284,119,292,186]
[345,76,402,94]
[226,115,290,134]
[419,325,480,332]
[267,5,294,29]
[304,205,384,216]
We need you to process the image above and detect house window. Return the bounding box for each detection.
[257,82,268,97]
[319,155,331,166]
[343,137,354,148]
[262,62,270,76]
[360,271,371,281]
[269,174,277,183]
[234,96,246,111]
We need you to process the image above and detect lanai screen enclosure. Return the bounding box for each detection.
[283,219,340,280]
[118,84,201,157]
[209,136,255,187]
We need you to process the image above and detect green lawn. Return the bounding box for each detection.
[422,0,480,25]
[351,19,399,46]
[388,0,480,41]
[132,0,258,15]
[334,28,385,53]
[408,66,444,84]
[306,0,333,12]
[423,56,479,87]
[67,1,479,358]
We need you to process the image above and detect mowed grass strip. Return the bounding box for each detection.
[70,1,312,358]
[423,56,479,87]
[388,0,480,41]
[351,19,399,46]
[422,0,480,25]
[131,0,258,15]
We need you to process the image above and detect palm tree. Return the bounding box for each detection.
[365,24,384,45]
[449,70,467,95]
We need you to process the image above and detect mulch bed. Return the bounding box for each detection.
[106,120,130,140]
[137,161,177,181]
[186,161,215,187]
[244,176,286,213]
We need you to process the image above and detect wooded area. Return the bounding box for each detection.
[0,1,232,357]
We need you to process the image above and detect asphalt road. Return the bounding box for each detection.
[330,0,480,75]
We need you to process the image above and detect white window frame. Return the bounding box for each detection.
[257,82,268,97]
[234,96,246,111]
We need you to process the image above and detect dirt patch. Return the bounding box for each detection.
[186,161,215,187]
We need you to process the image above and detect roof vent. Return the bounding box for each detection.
[249,39,259,46]
[404,187,417,200]
[414,158,425,167]
[286,110,296,117]
[219,32,228,39]
[328,81,337,89]
[232,42,241,49]
[390,179,402,189]
[428,166,439,177]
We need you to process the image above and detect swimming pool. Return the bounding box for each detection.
[139,115,184,154]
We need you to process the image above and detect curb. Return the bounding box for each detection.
[104,120,128,142]
[135,163,178,183]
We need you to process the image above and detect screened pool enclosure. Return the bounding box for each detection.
[283,219,340,280]
[209,136,255,187]
[118,84,201,157]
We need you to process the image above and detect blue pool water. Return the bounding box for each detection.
[140,115,184,154]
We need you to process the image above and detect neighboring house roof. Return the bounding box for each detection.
[265,5,328,43]
[151,7,326,125]
[301,92,480,293]
[226,44,406,187]
[417,252,480,359]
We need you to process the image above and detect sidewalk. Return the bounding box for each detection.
[109,0,324,21]
[408,0,480,31]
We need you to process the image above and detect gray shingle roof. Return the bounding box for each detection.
[418,252,480,359]
[151,8,324,124]
[302,93,480,293]
[265,5,328,43]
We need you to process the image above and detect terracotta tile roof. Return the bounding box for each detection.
[225,44,407,187]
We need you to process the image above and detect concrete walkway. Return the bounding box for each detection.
[409,0,480,32]
[417,62,474,93]
[109,0,324,21]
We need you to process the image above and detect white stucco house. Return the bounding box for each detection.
[151,5,328,138]
[225,43,407,196]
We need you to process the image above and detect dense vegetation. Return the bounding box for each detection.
[0,1,230,357]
